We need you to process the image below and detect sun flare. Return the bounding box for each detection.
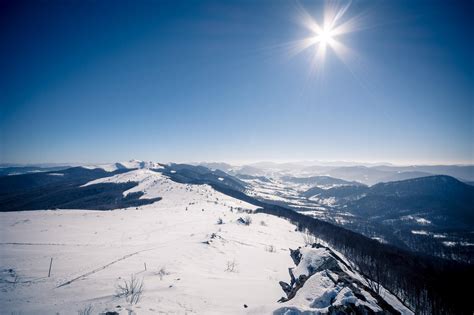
[291,1,363,75]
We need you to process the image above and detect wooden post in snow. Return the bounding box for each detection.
[144,262,147,271]
[48,258,53,277]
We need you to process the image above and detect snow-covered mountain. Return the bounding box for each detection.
[83,159,163,172]
[0,167,413,314]
[1,162,471,314]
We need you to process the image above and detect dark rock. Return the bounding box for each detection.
[289,247,302,265]
[279,281,292,295]
[288,268,296,285]
[310,256,341,275]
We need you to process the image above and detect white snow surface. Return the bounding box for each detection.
[0,172,286,314]
[0,169,412,315]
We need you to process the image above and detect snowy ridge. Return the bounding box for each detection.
[82,159,163,172]
[82,169,254,209]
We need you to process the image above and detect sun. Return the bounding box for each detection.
[317,27,334,46]
[290,1,363,75]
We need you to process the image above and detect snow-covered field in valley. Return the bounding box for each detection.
[0,169,411,314]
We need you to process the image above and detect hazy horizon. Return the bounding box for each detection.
[1,158,473,168]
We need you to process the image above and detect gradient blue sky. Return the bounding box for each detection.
[1,0,472,164]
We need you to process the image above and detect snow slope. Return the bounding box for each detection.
[0,169,411,314]
[82,169,227,208]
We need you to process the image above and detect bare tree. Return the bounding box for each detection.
[243,215,252,225]
[115,275,144,305]
[265,244,276,253]
[156,266,169,280]
[225,259,238,272]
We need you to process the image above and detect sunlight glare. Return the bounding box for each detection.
[291,1,363,76]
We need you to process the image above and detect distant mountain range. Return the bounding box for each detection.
[204,162,474,185]
[303,175,474,228]
[0,165,71,176]
[280,175,364,187]
[319,165,474,185]
[2,160,472,228]
[3,161,473,185]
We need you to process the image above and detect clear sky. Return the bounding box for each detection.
[1,0,472,165]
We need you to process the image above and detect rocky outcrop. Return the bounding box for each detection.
[279,246,344,303]
[276,244,402,315]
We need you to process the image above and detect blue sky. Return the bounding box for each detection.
[1,0,472,164]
